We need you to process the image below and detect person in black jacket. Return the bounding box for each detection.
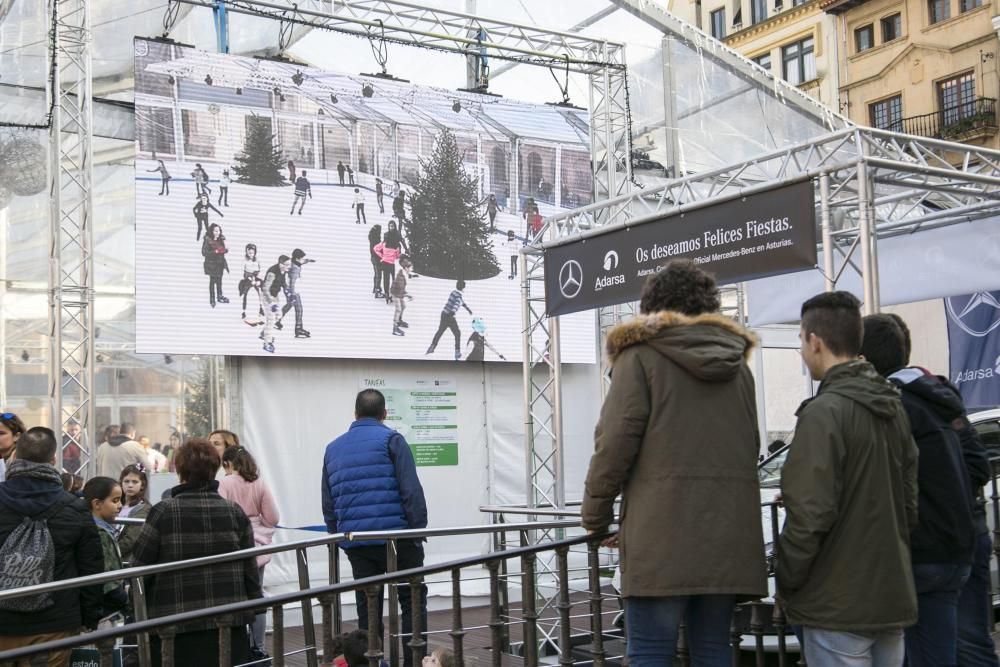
[885,313,999,666]
[0,427,103,663]
[861,314,976,667]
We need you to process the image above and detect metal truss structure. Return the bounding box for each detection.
[48,0,96,476]
[521,122,1000,510]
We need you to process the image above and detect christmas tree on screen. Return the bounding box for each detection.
[232,118,287,186]
[408,129,500,280]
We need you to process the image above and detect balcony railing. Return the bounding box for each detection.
[892,97,998,141]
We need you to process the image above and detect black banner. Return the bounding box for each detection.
[544,179,818,316]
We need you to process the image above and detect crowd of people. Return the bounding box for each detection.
[581,259,997,667]
[2,257,993,667]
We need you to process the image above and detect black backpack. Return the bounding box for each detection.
[0,500,65,612]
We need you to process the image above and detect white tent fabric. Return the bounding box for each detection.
[746,216,1000,326]
[239,356,601,610]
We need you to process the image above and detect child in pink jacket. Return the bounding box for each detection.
[219,446,279,655]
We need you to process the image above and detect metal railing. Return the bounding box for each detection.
[896,97,997,141]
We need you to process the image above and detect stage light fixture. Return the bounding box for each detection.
[330,93,338,104]
[279,94,286,102]
[167,75,175,85]
[318,108,325,116]
[235,87,243,95]
[164,354,174,365]
[291,70,304,86]
[361,83,374,98]
[452,101,461,113]
[20,350,28,362]
[204,74,213,86]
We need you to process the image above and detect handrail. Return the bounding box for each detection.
[480,505,586,518]
[0,531,610,663]
[0,519,588,603]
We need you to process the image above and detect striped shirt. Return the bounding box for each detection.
[294,176,311,197]
[443,289,465,315]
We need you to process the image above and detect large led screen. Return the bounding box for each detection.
[133,39,595,362]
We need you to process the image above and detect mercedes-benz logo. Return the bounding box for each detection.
[558,260,583,299]
[946,291,1000,337]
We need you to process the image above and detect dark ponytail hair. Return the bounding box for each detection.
[83,476,121,510]
[222,445,260,483]
[119,464,149,506]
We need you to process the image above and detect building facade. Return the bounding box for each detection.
[672,0,843,108]
[822,0,999,147]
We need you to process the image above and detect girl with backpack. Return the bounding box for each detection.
[218,446,279,658]
[83,477,129,619]
[116,464,150,564]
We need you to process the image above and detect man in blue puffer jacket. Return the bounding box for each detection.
[322,389,428,667]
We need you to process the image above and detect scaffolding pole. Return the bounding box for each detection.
[48,0,95,476]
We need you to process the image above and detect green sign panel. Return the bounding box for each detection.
[360,378,459,467]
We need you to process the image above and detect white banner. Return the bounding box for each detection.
[746,216,1000,325]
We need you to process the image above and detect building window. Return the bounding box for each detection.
[881,13,902,41]
[710,8,727,38]
[751,0,768,24]
[752,52,772,71]
[854,24,874,52]
[782,37,816,85]
[939,72,976,126]
[791,0,808,5]
[960,0,982,11]
[869,95,903,131]
[928,0,950,23]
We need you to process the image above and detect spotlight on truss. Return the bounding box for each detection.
[235,87,243,95]
[330,93,338,104]
[361,83,374,98]
[167,75,175,85]
[291,70,305,86]
[204,74,213,86]
[20,350,28,362]
[164,355,174,365]
[318,108,325,116]
[279,94,286,102]
[452,101,461,113]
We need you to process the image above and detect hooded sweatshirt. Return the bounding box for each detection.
[94,435,147,479]
[581,311,767,598]
[777,360,919,632]
[888,367,976,564]
[0,461,103,634]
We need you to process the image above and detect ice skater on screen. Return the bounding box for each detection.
[337,160,346,185]
[238,243,264,324]
[465,317,506,361]
[352,188,368,224]
[201,223,230,308]
[191,163,211,196]
[426,280,473,361]
[260,255,290,354]
[504,229,524,280]
[218,169,231,207]
[392,189,408,224]
[148,159,171,196]
[390,255,414,337]
[375,178,385,214]
[484,194,502,230]
[347,164,355,185]
[276,248,314,339]
[193,193,223,241]
[290,170,312,215]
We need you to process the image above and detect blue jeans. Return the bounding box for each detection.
[624,595,734,667]
[958,532,1000,667]
[905,562,971,667]
[803,628,904,666]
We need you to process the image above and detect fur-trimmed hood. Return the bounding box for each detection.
[606,311,757,382]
